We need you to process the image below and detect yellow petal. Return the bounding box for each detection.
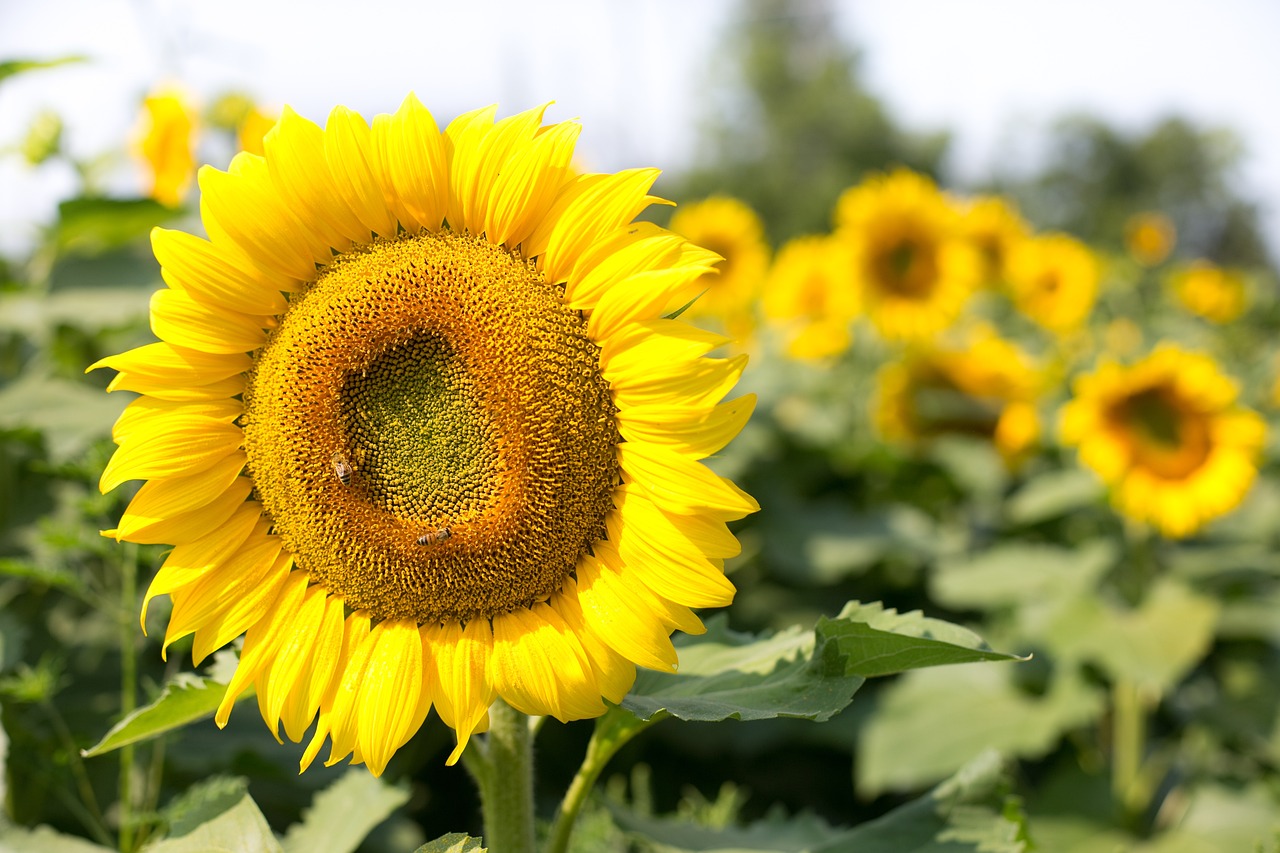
[617,441,758,520]
[324,106,397,239]
[551,578,636,704]
[611,354,748,411]
[608,488,736,608]
[486,117,580,246]
[444,105,498,233]
[375,93,448,233]
[199,156,328,278]
[100,421,241,494]
[574,550,678,672]
[112,396,241,445]
[426,619,495,766]
[279,592,346,744]
[150,288,270,354]
[216,569,310,728]
[491,604,603,721]
[595,539,705,637]
[141,503,264,627]
[164,532,284,659]
[116,475,252,545]
[565,226,683,309]
[322,613,377,768]
[528,169,665,283]
[88,341,250,388]
[264,106,365,250]
[615,396,756,460]
[600,319,728,378]
[255,578,328,734]
[190,550,292,665]
[355,619,429,776]
[588,265,715,342]
[151,227,289,315]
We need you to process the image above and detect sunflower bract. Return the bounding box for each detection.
[91,95,758,776]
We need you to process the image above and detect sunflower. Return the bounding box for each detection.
[960,195,1030,287]
[834,169,980,342]
[1169,261,1247,324]
[667,196,770,341]
[1005,233,1099,334]
[875,329,1042,464]
[92,97,758,776]
[135,86,197,207]
[1060,346,1263,538]
[1124,211,1176,267]
[760,234,858,360]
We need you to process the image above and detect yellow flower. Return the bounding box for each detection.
[1124,212,1176,266]
[1005,233,1099,334]
[667,196,771,341]
[834,169,981,342]
[134,87,197,207]
[761,235,858,360]
[91,97,758,775]
[1060,346,1263,538]
[875,330,1042,463]
[961,195,1030,286]
[1169,261,1247,323]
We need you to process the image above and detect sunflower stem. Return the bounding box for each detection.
[1111,677,1148,824]
[473,700,536,853]
[546,708,659,853]
[118,541,139,852]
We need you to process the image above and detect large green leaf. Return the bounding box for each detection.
[814,601,1023,677]
[82,652,247,758]
[413,835,487,853]
[143,790,281,853]
[931,540,1116,611]
[54,198,184,257]
[281,770,410,853]
[609,751,1027,852]
[622,617,863,723]
[0,375,129,461]
[857,665,1103,795]
[1003,469,1104,525]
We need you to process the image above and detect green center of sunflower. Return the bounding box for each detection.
[243,232,621,624]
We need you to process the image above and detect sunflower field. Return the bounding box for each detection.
[2,6,1280,853]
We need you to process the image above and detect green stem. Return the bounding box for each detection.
[119,542,139,853]
[1111,678,1146,821]
[546,709,660,853]
[469,700,536,853]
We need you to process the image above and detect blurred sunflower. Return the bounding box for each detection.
[92,97,758,775]
[1124,211,1176,267]
[134,87,197,207]
[1060,346,1264,538]
[875,329,1042,464]
[1169,261,1247,324]
[667,196,771,341]
[1005,233,1099,334]
[960,195,1030,287]
[236,106,278,156]
[834,169,980,342]
[761,234,858,360]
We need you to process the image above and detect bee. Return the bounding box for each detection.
[331,451,354,486]
[416,527,452,547]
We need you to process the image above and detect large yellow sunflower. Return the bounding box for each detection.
[960,195,1030,287]
[667,196,771,341]
[92,97,758,776]
[834,169,981,342]
[875,329,1042,464]
[1060,346,1263,538]
[1005,232,1099,334]
[760,234,858,361]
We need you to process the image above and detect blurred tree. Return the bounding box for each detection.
[995,115,1274,269]
[669,0,948,243]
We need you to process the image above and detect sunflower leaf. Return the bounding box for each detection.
[0,56,88,86]
[142,789,281,853]
[80,652,249,758]
[0,824,116,852]
[413,834,487,853]
[622,616,863,723]
[281,770,410,853]
[608,750,1027,852]
[815,601,1024,677]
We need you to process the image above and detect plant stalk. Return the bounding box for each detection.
[470,700,536,853]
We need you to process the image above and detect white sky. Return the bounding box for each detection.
[2,0,1278,256]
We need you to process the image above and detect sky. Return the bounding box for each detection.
[2,0,1279,255]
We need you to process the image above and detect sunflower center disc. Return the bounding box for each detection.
[243,232,620,624]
